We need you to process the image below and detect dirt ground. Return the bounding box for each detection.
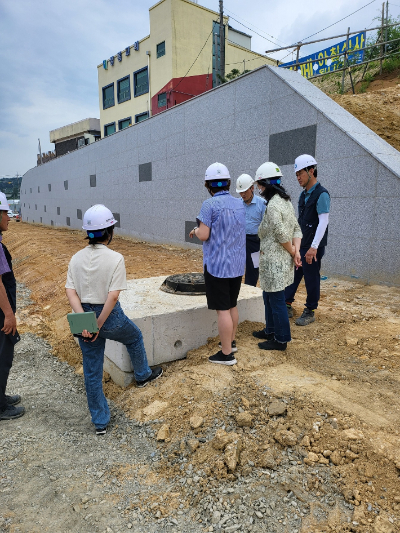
[4,221,400,533]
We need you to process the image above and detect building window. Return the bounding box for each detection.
[66,217,71,226]
[38,186,40,193]
[77,209,82,220]
[134,67,149,97]
[117,76,131,103]
[102,83,115,109]
[57,207,60,215]
[158,92,167,108]
[48,184,51,191]
[64,180,68,190]
[104,122,116,137]
[119,117,131,130]
[90,175,96,187]
[157,41,165,58]
[44,205,46,212]
[135,112,149,123]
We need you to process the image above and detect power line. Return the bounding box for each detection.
[301,0,378,41]
[225,55,275,67]
[226,14,284,47]
[279,0,379,63]
[224,8,288,47]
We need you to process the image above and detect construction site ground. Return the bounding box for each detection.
[2,221,400,533]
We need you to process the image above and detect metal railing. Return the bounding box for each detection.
[265,5,400,94]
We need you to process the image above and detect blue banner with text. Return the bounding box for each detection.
[279,32,366,78]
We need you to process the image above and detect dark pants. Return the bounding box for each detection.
[245,234,260,286]
[0,326,14,412]
[263,290,291,343]
[285,246,325,310]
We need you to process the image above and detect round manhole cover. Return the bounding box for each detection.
[160,273,206,295]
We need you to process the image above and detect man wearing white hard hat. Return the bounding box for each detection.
[189,163,246,366]
[0,192,25,421]
[66,205,162,434]
[285,155,330,326]
[236,174,266,286]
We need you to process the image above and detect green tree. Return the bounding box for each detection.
[217,68,251,84]
[367,14,400,59]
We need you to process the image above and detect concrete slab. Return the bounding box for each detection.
[104,276,264,386]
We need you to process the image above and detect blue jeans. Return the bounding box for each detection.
[263,290,291,343]
[285,246,325,310]
[79,301,151,429]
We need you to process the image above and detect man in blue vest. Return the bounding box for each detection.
[285,155,330,326]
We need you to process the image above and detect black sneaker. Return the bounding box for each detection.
[295,308,315,326]
[5,394,21,406]
[96,427,107,435]
[258,340,287,351]
[136,367,163,388]
[218,340,237,353]
[0,404,25,420]
[252,330,274,341]
[208,351,237,366]
[286,304,294,318]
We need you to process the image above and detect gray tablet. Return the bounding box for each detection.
[67,312,99,335]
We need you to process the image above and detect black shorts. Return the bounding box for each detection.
[204,265,242,311]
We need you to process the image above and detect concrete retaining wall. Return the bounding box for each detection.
[21,65,400,285]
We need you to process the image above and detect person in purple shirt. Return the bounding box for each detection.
[0,192,25,421]
[189,163,246,366]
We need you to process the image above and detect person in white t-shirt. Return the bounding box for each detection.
[65,205,162,435]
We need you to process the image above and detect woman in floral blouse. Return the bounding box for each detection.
[252,162,302,352]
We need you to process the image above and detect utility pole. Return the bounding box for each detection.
[38,138,42,165]
[380,2,385,75]
[385,0,389,53]
[219,0,225,82]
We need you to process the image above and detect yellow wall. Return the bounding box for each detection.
[97,34,153,135]
[149,0,173,95]
[225,40,276,74]
[97,0,275,136]
[171,0,227,79]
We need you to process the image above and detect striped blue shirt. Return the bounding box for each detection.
[197,191,246,278]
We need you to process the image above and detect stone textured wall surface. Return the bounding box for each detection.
[21,65,400,285]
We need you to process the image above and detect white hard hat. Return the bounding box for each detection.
[0,192,10,211]
[204,162,230,181]
[82,204,117,231]
[255,162,283,182]
[294,154,317,172]
[236,174,254,193]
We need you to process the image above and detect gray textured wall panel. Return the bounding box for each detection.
[269,125,317,167]
[378,162,400,196]
[21,65,400,284]
[269,92,318,135]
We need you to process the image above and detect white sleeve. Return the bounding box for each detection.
[311,213,329,249]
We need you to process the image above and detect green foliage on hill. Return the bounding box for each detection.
[0,177,22,199]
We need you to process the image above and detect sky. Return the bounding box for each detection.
[0,0,399,178]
